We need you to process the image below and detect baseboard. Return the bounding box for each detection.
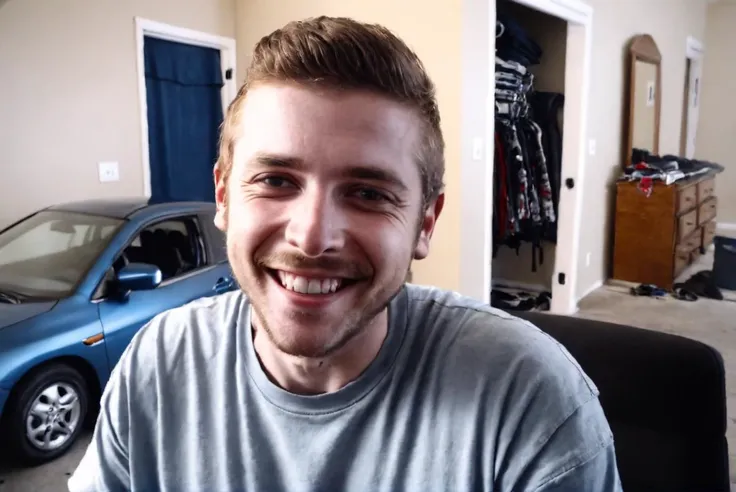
[492,278,549,293]
[577,280,603,300]
[717,222,736,232]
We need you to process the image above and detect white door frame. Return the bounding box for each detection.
[489,0,593,314]
[134,17,237,197]
[683,35,704,159]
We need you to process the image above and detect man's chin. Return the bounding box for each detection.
[258,315,350,358]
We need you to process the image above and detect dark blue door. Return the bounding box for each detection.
[144,36,224,203]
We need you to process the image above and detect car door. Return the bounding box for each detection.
[96,214,235,370]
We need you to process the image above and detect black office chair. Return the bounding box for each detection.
[513,311,730,492]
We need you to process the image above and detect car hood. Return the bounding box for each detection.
[0,301,57,329]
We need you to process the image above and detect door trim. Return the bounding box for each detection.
[482,0,593,314]
[686,35,704,60]
[134,17,238,198]
[682,35,704,159]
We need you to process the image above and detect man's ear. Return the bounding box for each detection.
[213,166,227,231]
[413,192,445,260]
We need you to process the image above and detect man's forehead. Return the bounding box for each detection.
[236,84,420,142]
[232,84,422,177]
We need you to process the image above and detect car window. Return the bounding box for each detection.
[200,212,227,264]
[0,210,123,299]
[116,216,205,282]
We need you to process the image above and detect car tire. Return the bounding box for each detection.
[3,364,89,465]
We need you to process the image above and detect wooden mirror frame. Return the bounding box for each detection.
[624,34,662,167]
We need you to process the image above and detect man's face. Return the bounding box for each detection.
[214,83,443,358]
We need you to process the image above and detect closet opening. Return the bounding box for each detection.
[489,0,591,314]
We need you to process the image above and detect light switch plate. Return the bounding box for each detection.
[98,161,120,183]
[472,137,484,161]
[588,139,597,156]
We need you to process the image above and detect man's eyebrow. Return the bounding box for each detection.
[342,166,408,192]
[248,152,305,170]
[247,152,409,192]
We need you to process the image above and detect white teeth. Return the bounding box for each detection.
[277,271,342,295]
[307,279,322,294]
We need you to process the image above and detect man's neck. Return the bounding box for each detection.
[252,310,389,395]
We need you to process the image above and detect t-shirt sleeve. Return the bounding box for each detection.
[528,398,623,492]
[67,346,133,492]
[480,314,624,491]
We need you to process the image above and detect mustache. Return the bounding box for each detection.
[257,252,372,279]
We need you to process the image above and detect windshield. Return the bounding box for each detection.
[0,210,124,300]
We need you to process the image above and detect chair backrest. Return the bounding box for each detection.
[513,311,730,492]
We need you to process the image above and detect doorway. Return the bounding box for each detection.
[134,18,237,202]
[489,0,592,315]
[680,36,704,159]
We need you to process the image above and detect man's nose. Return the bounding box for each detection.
[284,190,346,257]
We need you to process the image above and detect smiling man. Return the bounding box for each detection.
[69,16,622,492]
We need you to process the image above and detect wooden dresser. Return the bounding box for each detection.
[612,173,718,289]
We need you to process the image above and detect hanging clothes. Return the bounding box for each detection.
[494,15,563,272]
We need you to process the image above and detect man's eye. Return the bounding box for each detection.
[354,188,388,202]
[262,176,294,188]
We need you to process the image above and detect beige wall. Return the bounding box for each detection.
[696,1,736,223]
[574,0,708,299]
[0,0,235,229]
[234,0,465,292]
[1,0,713,301]
[273,0,709,298]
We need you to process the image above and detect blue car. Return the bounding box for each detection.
[0,198,236,464]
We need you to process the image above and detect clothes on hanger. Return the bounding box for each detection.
[496,12,543,66]
[493,14,564,273]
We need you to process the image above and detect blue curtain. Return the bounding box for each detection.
[144,36,224,203]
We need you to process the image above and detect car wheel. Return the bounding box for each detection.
[3,364,89,465]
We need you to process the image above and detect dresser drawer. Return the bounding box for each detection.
[698,196,718,225]
[690,247,702,263]
[676,227,701,254]
[677,184,698,213]
[698,177,716,202]
[674,250,690,277]
[702,220,717,248]
[677,209,698,241]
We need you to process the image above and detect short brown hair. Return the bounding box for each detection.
[215,16,445,207]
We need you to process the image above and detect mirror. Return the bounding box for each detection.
[116,262,162,293]
[624,34,662,167]
[49,220,76,234]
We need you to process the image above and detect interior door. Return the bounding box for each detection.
[97,215,233,369]
[144,36,224,203]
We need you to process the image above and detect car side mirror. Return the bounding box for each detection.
[116,263,162,293]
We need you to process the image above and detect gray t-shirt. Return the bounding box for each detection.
[69,284,622,492]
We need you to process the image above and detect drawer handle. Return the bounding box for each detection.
[685,196,693,202]
[685,221,694,226]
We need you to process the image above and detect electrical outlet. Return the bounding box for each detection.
[98,161,120,183]
[585,252,591,267]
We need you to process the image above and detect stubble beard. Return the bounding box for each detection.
[223,204,422,359]
[252,285,402,359]
[229,248,410,359]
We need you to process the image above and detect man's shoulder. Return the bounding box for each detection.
[404,283,557,347]
[403,284,599,399]
[120,291,248,376]
[402,285,614,486]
